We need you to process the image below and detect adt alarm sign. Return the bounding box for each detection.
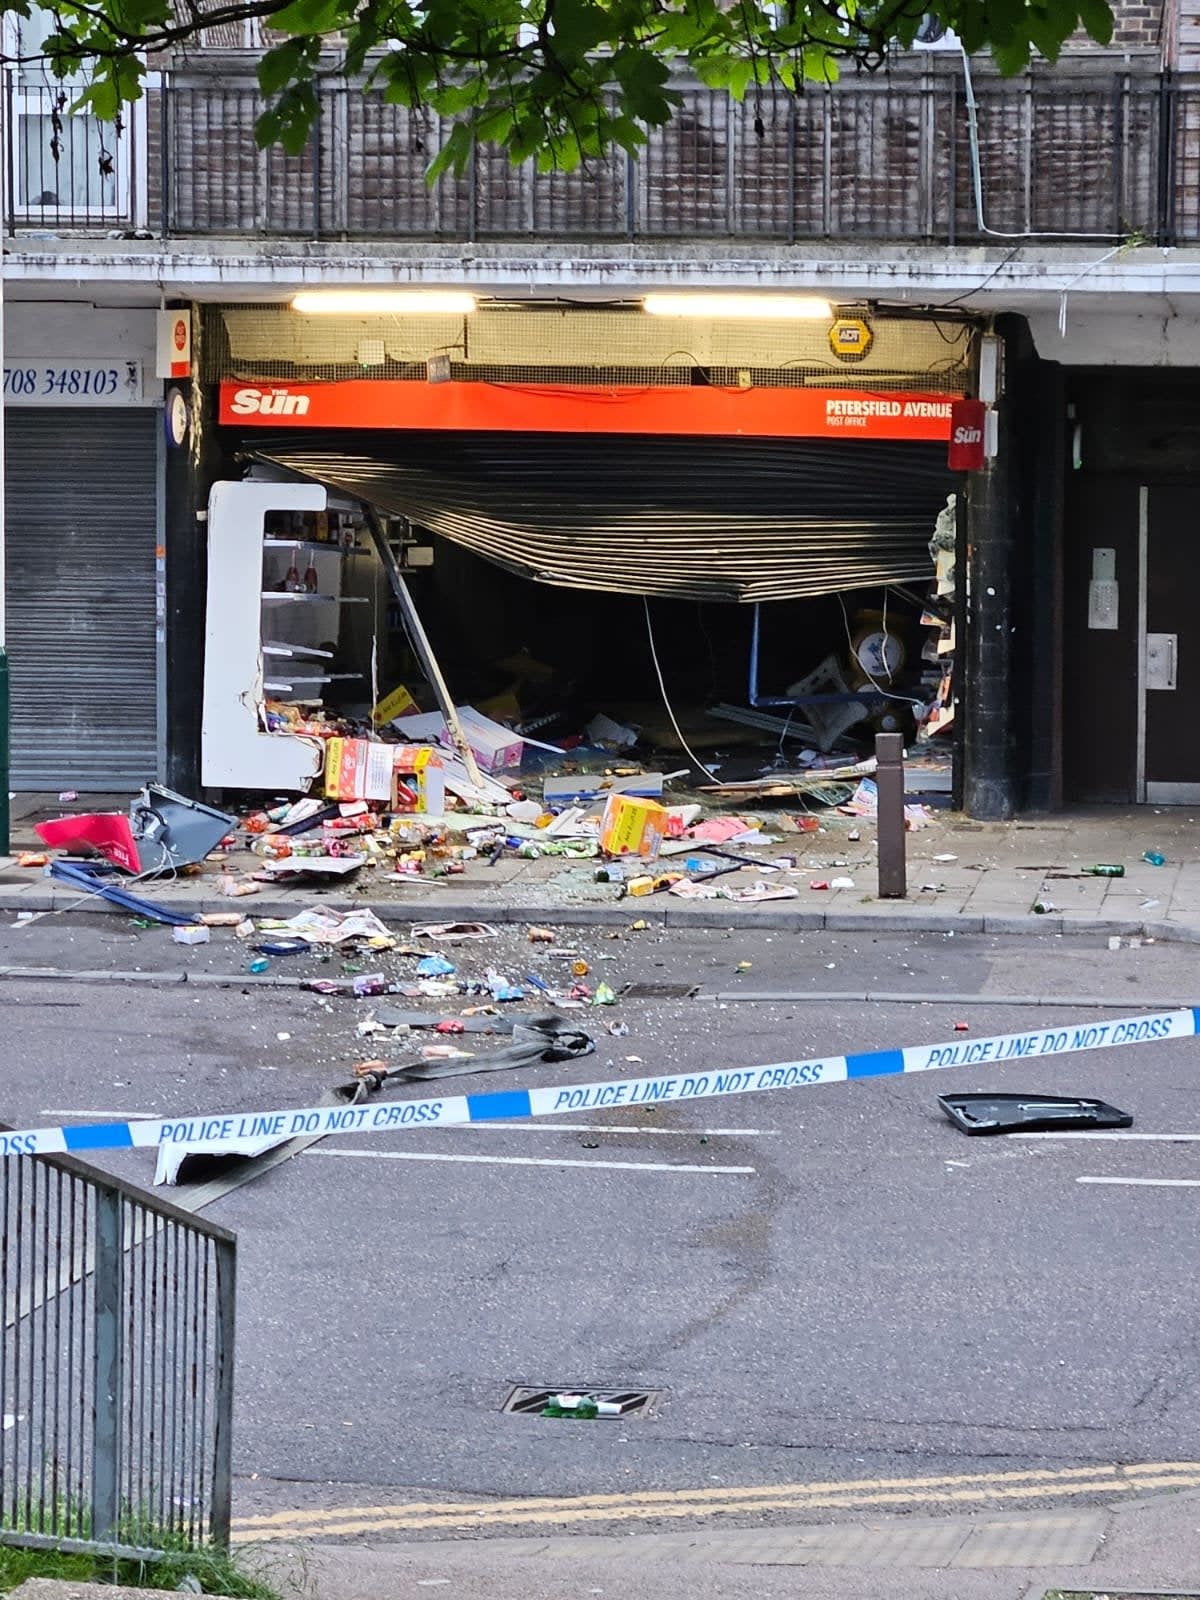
[948,398,987,470]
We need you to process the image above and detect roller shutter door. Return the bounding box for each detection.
[254,431,958,604]
[5,409,158,790]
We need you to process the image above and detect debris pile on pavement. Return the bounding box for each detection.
[20,728,948,914]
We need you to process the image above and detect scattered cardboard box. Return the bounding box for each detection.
[324,738,393,802]
[600,794,667,861]
[391,745,446,814]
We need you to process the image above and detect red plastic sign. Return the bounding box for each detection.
[947,398,987,470]
[218,380,959,442]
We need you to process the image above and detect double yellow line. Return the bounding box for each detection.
[232,1459,1200,1543]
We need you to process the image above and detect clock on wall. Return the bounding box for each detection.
[165,386,189,447]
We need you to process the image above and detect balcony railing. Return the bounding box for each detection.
[5,78,142,231]
[9,62,1200,244]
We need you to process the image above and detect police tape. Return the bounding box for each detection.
[2,1007,1195,1159]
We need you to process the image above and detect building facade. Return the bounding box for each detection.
[4,0,1199,814]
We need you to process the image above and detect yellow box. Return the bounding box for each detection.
[599,794,667,861]
[390,745,446,814]
[372,683,420,726]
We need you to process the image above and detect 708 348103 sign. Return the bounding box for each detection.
[2,360,144,406]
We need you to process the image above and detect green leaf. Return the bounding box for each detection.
[1076,0,1114,43]
[258,39,312,97]
[254,80,319,152]
[547,0,613,57]
[991,35,1031,71]
[425,120,473,184]
[270,0,346,33]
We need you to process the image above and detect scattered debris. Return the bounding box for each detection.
[938,1093,1133,1136]
[49,861,194,926]
[255,908,394,946]
[342,1013,594,1089]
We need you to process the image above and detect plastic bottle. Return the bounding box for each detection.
[247,956,270,974]
[1142,849,1166,867]
[1082,864,1125,877]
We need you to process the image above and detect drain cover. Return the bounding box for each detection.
[503,1386,661,1418]
[619,983,699,1000]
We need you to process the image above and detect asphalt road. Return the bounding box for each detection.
[3,913,1200,1529]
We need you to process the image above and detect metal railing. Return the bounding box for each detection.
[0,1138,235,1553]
[4,79,140,232]
[11,61,1200,243]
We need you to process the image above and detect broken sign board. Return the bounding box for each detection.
[938,1092,1132,1136]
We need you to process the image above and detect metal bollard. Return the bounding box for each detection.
[0,648,10,856]
[875,732,907,899]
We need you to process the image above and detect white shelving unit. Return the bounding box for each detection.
[202,480,368,793]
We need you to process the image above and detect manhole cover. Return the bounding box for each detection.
[619,983,699,1000]
[503,1386,661,1418]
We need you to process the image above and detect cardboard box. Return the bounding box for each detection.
[600,794,667,861]
[544,772,664,807]
[324,738,393,802]
[390,745,446,815]
[394,707,525,774]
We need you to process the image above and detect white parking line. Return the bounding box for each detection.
[304,1149,755,1176]
[1017,1132,1200,1141]
[459,1123,780,1137]
[1077,1177,1200,1188]
[40,1109,158,1120]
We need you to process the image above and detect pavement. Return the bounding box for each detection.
[3,796,1200,943]
[289,1487,1200,1600]
[11,1489,1200,1599]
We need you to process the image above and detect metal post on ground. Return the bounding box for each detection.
[91,1187,124,1542]
[875,733,907,899]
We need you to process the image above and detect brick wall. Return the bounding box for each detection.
[1067,0,1164,53]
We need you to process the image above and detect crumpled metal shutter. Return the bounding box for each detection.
[253,432,956,604]
[5,410,158,790]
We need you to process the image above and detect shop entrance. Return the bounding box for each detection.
[1141,485,1200,803]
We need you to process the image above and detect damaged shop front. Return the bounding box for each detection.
[196,301,972,817]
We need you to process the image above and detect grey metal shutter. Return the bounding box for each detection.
[5,409,158,790]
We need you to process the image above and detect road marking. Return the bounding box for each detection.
[1077,1176,1200,1188]
[232,1461,1200,1542]
[303,1150,755,1176]
[460,1124,781,1137]
[39,1109,158,1120]
[1018,1132,1200,1141]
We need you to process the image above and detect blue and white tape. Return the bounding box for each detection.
[2,1008,1193,1159]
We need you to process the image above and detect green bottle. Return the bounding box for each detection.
[1082,864,1124,877]
[541,1393,599,1420]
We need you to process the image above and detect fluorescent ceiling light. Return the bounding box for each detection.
[291,290,477,315]
[642,293,833,320]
